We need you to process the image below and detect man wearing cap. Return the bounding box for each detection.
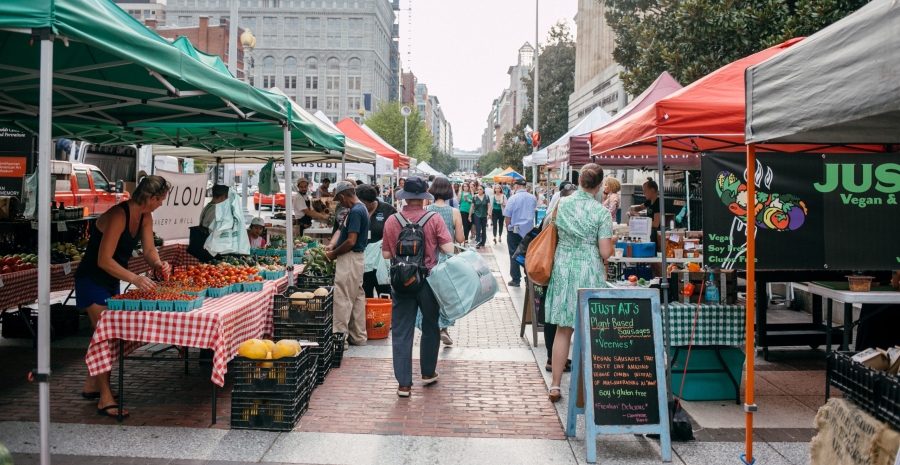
[503,178,536,287]
[382,177,455,397]
[293,178,329,238]
[325,181,370,348]
[314,178,332,199]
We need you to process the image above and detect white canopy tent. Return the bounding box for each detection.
[546,107,612,167]
[523,148,547,168]
[415,160,444,177]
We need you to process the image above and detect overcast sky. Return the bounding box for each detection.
[398,0,577,151]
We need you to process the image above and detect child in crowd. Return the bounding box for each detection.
[248,217,267,248]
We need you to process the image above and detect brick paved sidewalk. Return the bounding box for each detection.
[0,250,562,440]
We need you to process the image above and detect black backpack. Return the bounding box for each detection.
[389,212,436,294]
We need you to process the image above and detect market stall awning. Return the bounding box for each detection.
[586,39,884,160]
[523,148,547,168]
[0,0,343,153]
[416,160,444,177]
[335,118,409,168]
[312,110,378,163]
[546,107,612,168]
[361,123,411,168]
[481,167,503,182]
[560,72,682,168]
[494,167,524,182]
[746,0,900,145]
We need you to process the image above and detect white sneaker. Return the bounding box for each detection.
[440,328,453,345]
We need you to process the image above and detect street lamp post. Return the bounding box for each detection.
[401,105,411,179]
[238,31,255,220]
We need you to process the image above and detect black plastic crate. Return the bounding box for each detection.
[231,350,310,393]
[877,372,900,431]
[274,286,334,325]
[332,333,346,368]
[274,319,333,344]
[1,304,80,340]
[230,392,302,431]
[296,273,334,289]
[829,351,881,416]
[316,342,334,385]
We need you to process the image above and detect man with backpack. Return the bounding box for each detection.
[382,177,455,398]
[325,181,370,349]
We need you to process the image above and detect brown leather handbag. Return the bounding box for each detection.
[525,209,558,286]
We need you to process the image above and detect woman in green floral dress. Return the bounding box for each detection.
[545,164,617,402]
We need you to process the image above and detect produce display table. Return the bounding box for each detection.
[0,242,199,311]
[85,276,288,422]
[667,302,746,404]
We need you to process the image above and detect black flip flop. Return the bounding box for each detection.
[82,391,119,400]
[96,404,129,418]
[545,360,573,373]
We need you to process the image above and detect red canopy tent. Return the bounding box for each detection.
[336,118,409,168]
[589,38,879,157]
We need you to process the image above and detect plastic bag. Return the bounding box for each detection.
[427,247,498,321]
[23,170,38,219]
[364,240,390,285]
[258,158,280,196]
[204,188,250,255]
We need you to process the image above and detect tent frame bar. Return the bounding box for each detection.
[37,30,54,465]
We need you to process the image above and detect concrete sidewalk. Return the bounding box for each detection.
[0,241,817,464]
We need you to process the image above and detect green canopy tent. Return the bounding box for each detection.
[481,167,503,183]
[0,0,346,457]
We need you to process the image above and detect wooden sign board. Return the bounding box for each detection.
[567,288,671,463]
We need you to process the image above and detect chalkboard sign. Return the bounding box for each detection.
[588,298,660,426]
[567,287,670,464]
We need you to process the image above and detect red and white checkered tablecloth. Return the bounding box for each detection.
[0,243,199,311]
[85,275,288,387]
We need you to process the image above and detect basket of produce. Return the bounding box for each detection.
[274,286,333,325]
[233,339,307,392]
[297,247,335,288]
[107,296,125,311]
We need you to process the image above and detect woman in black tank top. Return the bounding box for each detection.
[74,175,171,418]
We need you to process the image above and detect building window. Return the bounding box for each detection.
[284,57,297,89]
[305,96,318,110]
[327,18,341,48]
[348,18,363,48]
[348,76,361,90]
[326,76,340,90]
[178,16,193,27]
[305,18,320,47]
[306,57,318,70]
[327,57,340,70]
[347,96,361,111]
[284,17,300,47]
[262,17,277,46]
[335,0,345,7]
[326,96,340,111]
[305,76,318,89]
[262,56,276,88]
[241,16,257,35]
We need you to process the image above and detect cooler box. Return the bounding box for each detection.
[669,347,745,401]
[615,241,656,258]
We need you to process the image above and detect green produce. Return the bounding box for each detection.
[300,247,335,277]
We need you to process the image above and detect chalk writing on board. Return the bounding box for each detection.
[588,298,660,426]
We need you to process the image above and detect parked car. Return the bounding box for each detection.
[53,162,129,215]
[253,183,288,210]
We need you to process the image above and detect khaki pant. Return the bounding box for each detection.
[333,251,367,345]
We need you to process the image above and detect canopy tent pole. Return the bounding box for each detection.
[745,143,757,464]
[341,151,346,181]
[685,171,691,230]
[37,30,54,465]
[284,126,294,285]
[656,136,672,404]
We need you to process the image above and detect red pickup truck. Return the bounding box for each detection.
[53,162,129,215]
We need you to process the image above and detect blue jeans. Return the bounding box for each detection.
[392,282,441,387]
[507,232,523,283]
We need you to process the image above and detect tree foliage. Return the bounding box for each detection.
[364,100,434,164]
[193,159,208,174]
[500,21,575,170]
[475,151,503,176]
[603,0,869,95]
[428,147,460,176]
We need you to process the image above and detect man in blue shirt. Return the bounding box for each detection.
[503,178,536,287]
[326,181,370,348]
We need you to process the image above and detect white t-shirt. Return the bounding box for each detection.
[293,192,311,219]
